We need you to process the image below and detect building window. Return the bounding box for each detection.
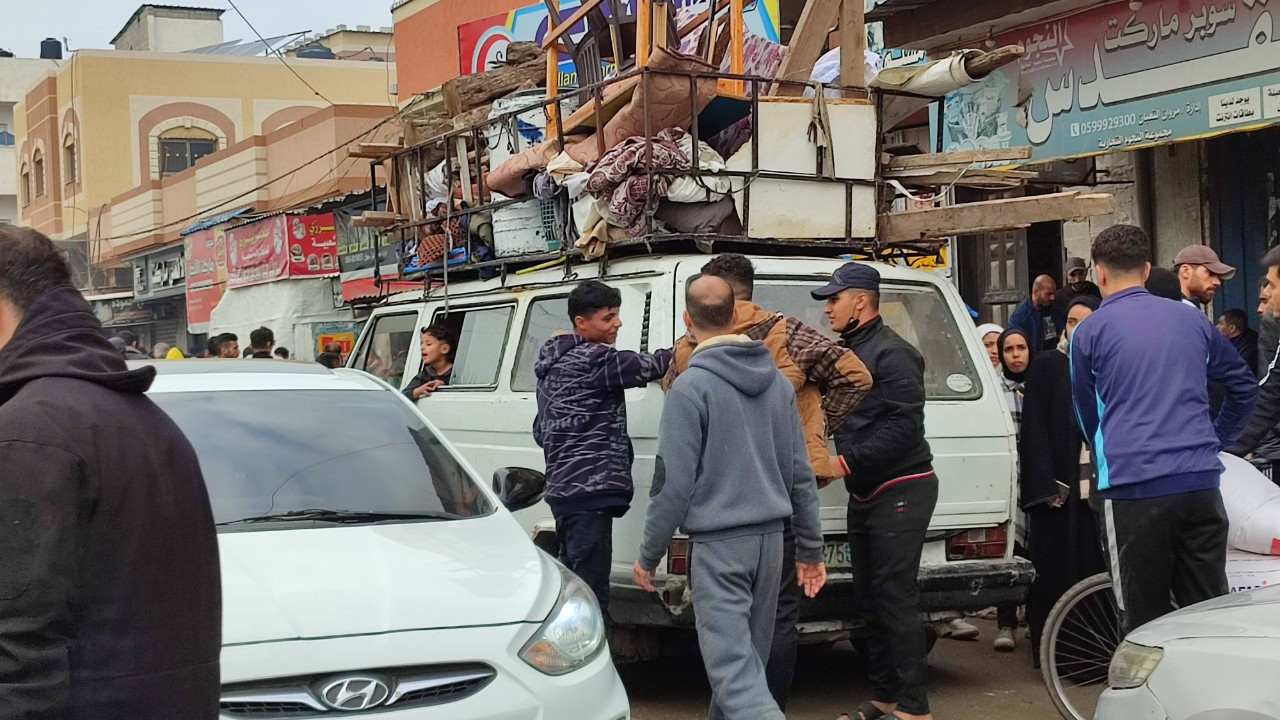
[0,124,13,147]
[159,131,218,176]
[20,163,30,207]
[32,150,44,198]
[63,136,77,184]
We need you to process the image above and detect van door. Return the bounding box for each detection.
[672,258,1016,535]
[348,309,425,391]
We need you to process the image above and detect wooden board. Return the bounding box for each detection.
[879,191,1115,243]
[347,142,403,159]
[885,147,1033,170]
[354,211,403,228]
[559,75,641,133]
[838,0,865,92]
[771,0,841,95]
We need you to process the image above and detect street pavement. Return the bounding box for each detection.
[623,619,1061,720]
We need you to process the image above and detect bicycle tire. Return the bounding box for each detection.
[1039,572,1120,720]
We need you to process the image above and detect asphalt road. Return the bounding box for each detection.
[623,619,1062,720]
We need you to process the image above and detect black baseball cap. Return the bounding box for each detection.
[811,262,880,300]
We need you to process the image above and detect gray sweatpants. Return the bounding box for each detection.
[692,531,785,720]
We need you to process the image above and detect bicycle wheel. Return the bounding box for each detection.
[1039,572,1121,720]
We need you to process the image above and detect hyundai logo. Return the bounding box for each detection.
[319,676,391,711]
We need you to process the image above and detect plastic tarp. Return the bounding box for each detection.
[1219,452,1280,556]
[208,278,354,362]
[871,50,981,131]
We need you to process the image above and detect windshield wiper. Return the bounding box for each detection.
[217,508,464,527]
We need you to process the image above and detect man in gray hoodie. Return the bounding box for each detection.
[634,276,826,720]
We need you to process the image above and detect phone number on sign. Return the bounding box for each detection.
[1070,114,1140,137]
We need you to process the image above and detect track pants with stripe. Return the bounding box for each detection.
[1101,488,1229,636]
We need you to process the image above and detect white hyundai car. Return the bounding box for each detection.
[143,360,629,719]
[1095,583,1280,719]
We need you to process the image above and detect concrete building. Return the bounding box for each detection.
[110,4,225,53]
[868,0,1280,324]
[12,6,396,268]
[283,26,397,63]
[0,56,58,226]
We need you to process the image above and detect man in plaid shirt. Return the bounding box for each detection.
[663,254,871,717]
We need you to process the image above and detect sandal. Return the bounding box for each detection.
[837,702,898,720]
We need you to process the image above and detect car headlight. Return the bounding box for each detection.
[1109,641,1164,689]
[519,565,606,675]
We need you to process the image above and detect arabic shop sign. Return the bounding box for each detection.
[942,0,1280,163]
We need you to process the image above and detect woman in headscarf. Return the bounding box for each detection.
[993,327,1032,652]
[1019,295,1106,661]
[976,323,1004,367]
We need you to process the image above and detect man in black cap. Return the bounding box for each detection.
[813,263,937,720]
[1052,257,1102,320]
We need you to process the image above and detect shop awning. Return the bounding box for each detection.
[179,206,254,236]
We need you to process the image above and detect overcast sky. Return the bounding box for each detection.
[0,1,395,57]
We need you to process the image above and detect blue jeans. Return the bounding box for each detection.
[556,510,614,615]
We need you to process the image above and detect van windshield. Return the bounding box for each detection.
[151,389,495,529]
[754,279,983,400]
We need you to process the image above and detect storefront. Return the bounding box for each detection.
[118,244,190,353]
[207,211,356,361]
[924,0,1280,321]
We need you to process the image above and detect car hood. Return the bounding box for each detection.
[1128,585,1280,646]
[218,514,561,645]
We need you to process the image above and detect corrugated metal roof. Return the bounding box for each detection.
[179,206,255,235]
[866,0,940,21]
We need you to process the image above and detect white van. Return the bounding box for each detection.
[349,254,1032,658]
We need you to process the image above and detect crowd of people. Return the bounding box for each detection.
[5,214,1279,717]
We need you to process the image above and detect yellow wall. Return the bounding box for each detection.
[15,49,396,241]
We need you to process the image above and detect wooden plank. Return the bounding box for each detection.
[838,0,865,92]
[560,75,641,133]
[879,191,1115,243]
[678,0,732,38]
[540,0,605,49]
[347,142,403,159]
[354,211,403,228]
[965,45,1024,78]
[546,0,562,134]
[885,147,1033,170]
[637,0,652,65]
[771,0,841,95]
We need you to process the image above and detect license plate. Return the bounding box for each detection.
[822,540,851,570]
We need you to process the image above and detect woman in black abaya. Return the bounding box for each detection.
[1019,295,1106,656]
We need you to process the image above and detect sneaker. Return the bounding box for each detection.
[994,627,1016,652]
[933,617,980,641]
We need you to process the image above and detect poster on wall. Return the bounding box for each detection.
[941,0,1280,164]
[184,228,227,329]
[313,321,359,360]
[285,212,340,278]
[226,216,289,289]
[458,0,781,79]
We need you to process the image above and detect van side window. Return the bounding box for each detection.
[431,306,515,387]
[353,313,419,389]
[753,279,982,400]
[512,296,572,392]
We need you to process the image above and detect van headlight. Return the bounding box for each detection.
[1108,641,1164,689]
[519,565,606,675]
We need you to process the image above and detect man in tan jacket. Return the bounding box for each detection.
[661,254,871,717]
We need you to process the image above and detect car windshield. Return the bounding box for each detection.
[151,389,494,529]
[754,278,983,400]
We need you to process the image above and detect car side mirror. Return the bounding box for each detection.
[493,467,546,513]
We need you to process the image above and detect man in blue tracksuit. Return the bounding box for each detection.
[1070,225,1258,635]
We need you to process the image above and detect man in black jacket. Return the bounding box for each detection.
[0,227,221,718]
[813,263,937,720]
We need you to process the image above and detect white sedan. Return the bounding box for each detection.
[143,360,630,719]
[1095,583,1280,719]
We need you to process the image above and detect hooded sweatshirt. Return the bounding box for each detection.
[663,300,872,480]
[0,286,221,718]
[533,334,672,515]
[639,337,822,569]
